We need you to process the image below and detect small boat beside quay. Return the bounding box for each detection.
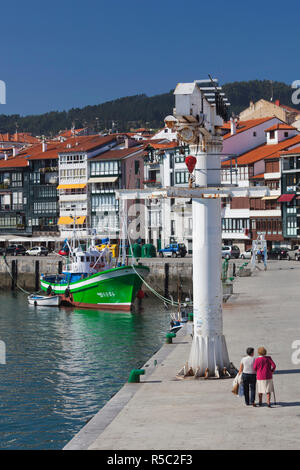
[28,294,61,307]
[169,301,192,333]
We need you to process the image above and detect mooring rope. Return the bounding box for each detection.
[126,234,193,307]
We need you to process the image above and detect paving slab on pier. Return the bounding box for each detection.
[65,260,300,450]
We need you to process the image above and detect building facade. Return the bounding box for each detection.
[222,123,300,250]
[57,135,117,238]
[280,147,300,242]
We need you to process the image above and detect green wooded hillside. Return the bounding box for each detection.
[0,80,298,136]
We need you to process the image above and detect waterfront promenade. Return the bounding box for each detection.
[65,260,300,450]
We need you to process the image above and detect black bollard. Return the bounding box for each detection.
[164,262,169,299]
[233,263,236,277]
[35,260,40,292]
[58,260,62,274]
[11,259,17,291]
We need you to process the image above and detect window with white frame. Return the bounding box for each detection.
[287,216,297,236]
[11,172,22,187]
[91,194,118,211]
[60,154,85,164]
[90,161,119,176]
[175,171,189,184]
[33,201,57,214]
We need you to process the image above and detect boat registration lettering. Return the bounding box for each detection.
[97,291,116,298]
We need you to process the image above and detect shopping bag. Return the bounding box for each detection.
[238,383,244,397]
[232,373,240,395]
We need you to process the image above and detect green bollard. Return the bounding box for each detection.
[128,369,145,383]
[188,312,193,322]
[166,332,176,344]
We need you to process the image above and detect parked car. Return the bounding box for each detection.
[240,248,252,259]
[26,246,49,256]
[268,247,289,260]
[5,244,26,256]
[222,245,240,259]
[159,243,187,258]
[287,245,300,261]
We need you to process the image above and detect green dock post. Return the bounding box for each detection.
[221,259,229,281]
[166,332,176,344]
[128,369,145,383]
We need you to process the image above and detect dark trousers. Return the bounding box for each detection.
[242,373,256,405]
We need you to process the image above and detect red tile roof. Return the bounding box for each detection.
[91,145,145,161]
[58,135,117,153]
[58,128,87,138]
[250,173,264,179]
[17,141,68,160]
[132,128,150,133]
[11,136,118,161]
[280,146,300,155]
[0,156,29,168]
[222,134,300,166]
[149,141,179,150]
[0,132,40,144]
[222,117,277,140]
[140,138,169,145]
[264,124,296,132]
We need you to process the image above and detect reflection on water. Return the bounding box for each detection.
[0,292,170,449]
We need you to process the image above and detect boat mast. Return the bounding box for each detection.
[121,198,127,266]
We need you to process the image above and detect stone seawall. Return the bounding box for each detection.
[0,257,233,297]
[0,257,194,294]
[139,260,193,297]
[0,257,62,291]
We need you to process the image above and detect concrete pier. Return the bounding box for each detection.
[64,260,300,450]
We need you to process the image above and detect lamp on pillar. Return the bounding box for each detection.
[166,78,234,378]
[185,155,197,188]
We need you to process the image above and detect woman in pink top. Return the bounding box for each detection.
[253,347,276,407]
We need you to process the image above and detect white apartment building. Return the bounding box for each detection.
[57,135,117,238]
[143,143,193,251]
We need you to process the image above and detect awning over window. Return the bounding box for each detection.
[261,195,279,200]
[87,176,118,183]
[57,183,86,189]
[277,194,295,202]
[58,216,86,225]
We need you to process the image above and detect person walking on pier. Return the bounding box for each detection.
[253,347,276,408]
[238,347,257,407]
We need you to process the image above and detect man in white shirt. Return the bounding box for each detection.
[238,347,257,407]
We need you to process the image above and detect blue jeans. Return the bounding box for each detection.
[242,373,256,405]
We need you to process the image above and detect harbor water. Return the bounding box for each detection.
[0,292,170,449]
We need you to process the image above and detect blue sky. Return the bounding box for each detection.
[1,0,299,115]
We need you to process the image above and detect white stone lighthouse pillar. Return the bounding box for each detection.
[187,140,231,377]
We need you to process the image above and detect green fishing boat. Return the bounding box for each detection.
[40,243,149,311]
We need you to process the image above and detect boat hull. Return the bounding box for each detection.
[28,295,61,307]
[40,265,149,311]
